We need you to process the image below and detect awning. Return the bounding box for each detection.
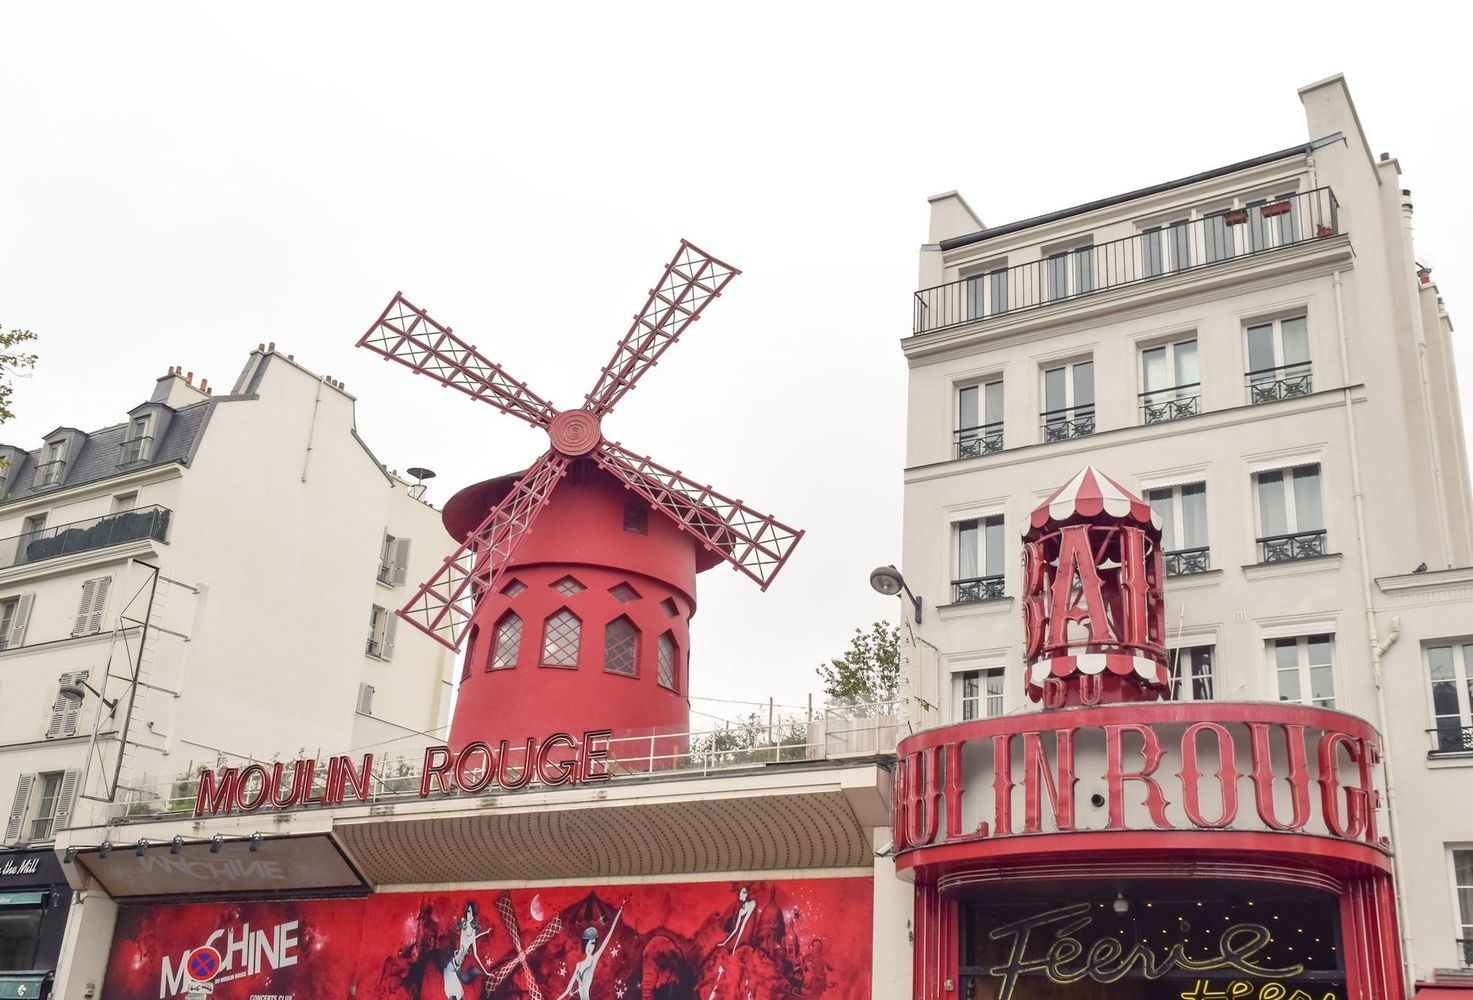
[1029,465,1159,531]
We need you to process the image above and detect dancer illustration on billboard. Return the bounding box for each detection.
[443,900,491,1000]
[555,897,627,1000]
[718,887,757,952]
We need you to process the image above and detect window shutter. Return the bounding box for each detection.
[6,593,34,650]
[52,769,80,834]
[392,538,411,586]
[72,580,99,636]
[382,615,398,661]
[357,683,375,716]
[86,577,111,634]
[4,775,33,844]
[49,670,88,739]
[72,577,111,636]
[46,676,70,739]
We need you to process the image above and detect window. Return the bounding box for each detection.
[1255,464,1325,561]
[4,769,78,845]
[1042,242,1094,302]
[958,668,1004,721]
[1427,644,1473,754]
[1454,849,1473,967]
[622,501,648,534]
[609,583,640,604]
[552,576,585,597]
[34,441,66,488]
[1273,635,1335,708]
[366,605,397,660]
[1168,646,1215,701]
[1203,208,1241,263]
[357,683,375,716]
[21,514,46,540]
[956,379,1003,458]
[1247,192,1301,252]
[541,609,581,667]
[657,633,679,691]
[120,416,152,464]
[1141,219,1192,277]
[1139,338,1200,423]
[1246,315,1311,403]
[1041,360,1094,441]
[378,534,410,586]
[45,671,89,740]
[954,516,1005,603]
[963,265,1008,319]
[111,492,138,514]
[0,594,33,651]
[462,625,479,680]
[71,576,112,637]
[602,616,638,676]
[1146,483,1209,574]
[660,598,679,617]
[490,611,522,669]
[501,579,527,598]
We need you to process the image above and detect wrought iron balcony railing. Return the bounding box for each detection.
[1258,529,1327,563]
[1041,406,1095,442]
[0,505,171,570]
[118,435,155,466]
[955,422,1003,459]
[1459,938,1473,968]
[913,187,1342,334]
[1140,384,1201,424]
[1429,724,1473,756]
[953,575,1005,604]
[1164,547,1211,576]
[1247,362,1313,404]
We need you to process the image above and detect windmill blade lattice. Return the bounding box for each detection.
[359,293,557,428]
[359,239,802,653]
[584,240,739,417]
[593,441,803,589]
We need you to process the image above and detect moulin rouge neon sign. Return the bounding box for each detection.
[193,730,613,817]
[985,903,1306,1000]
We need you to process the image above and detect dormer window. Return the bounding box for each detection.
[120,415,153,465]
[34,440,67,488]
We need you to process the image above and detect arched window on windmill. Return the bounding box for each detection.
[603,616,639,676]
[463,624,481,680]
[489,610,523,670]
[541,608,581,668]
[657,632,679,692]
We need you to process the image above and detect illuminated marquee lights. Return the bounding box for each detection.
[985,903,1305,1000]
[1177,982,1340,1000]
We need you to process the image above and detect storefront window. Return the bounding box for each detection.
[0,905,43,971]
[958,887,1344,999]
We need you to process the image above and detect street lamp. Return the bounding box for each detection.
[57,678,119,717]
[869,565,923,623]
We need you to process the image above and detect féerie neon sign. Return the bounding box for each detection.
[986,903,1305,1000]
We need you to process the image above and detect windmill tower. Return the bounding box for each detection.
[359,241,803,754]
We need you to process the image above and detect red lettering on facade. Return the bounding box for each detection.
[1103,724,1170,829]
[1317,730,1368,841]
[1022,730,1076,833]
[1247,723,1312,832]
[1178,722,1241,828]
[535,733,578,785]
[1047,525,1114,651]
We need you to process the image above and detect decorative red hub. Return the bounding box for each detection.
[547,409,601,457]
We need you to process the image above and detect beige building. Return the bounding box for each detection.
[899,75,1472,989]
[0,346,455,859]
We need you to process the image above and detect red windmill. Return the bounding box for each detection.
[359,240,803,751]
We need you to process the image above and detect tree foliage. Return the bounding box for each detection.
[689,711,809,765]
[817,620,900,705]
[0,325,39,427]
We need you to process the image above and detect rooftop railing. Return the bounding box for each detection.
[103,700,904,820]
[0,505,171,570]
[914,187,1342,335]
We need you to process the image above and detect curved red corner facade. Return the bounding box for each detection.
[895,702,1405,1000]
[447,466,702,756]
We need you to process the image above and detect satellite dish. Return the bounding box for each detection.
[406,467,437,483]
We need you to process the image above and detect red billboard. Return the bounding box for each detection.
[104,876,873,999]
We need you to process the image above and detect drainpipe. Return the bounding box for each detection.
[1333,269,1415,993]
[301,378,325,483]
[1400,192,1456,568]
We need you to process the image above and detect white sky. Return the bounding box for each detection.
[2,3,1469,726]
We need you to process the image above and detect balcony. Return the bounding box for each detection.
[1041,405,1095,442]
[1258,529,1327,563]
[118,435,154,466]
[953,575,1005,604]
[0,505,171,570]
[1140,384,1201,424]
[1163,547,1211,576]
[913,187,1342,335]
[1429,723,1473,757]
[1247,362,1313,404]
[1460,938,1473,968]
[955,422,1003,459]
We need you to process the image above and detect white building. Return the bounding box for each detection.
[0,346,455,991]
[900,75,1472,990]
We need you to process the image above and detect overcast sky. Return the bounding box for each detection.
[3,3,1469,728]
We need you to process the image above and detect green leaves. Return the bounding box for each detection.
[0,325,39,427]
[817,620,900,704]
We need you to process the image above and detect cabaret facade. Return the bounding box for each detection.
[899,76,1471,997]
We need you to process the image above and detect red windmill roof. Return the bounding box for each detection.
[1028,466,1160,533]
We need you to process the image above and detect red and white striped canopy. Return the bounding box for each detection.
[1029,466,1161,531]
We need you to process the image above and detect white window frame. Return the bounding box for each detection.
[1040,238,1095,302]
[1244,314,1312,398]
[1145,481,1209,559]
[955,667,1005,722]
[121,415,153,464]
[35,440,67,487]
[1138,336,1200,423]
[1167,644,1216,702]
[0,593,34,651]
[1449,846,1473,968]
[961,258,1009,320]
[5,769,79,845]
[377,534,411,587]
[952,513,1005,603]
[955,377,1004,458]
[366,604,396,660]
[1426,642,1473,754]
[1269,633,1336,709]
[1040,357,1095,441]
[1137,216,1193,276]
[1252,462,1325,557]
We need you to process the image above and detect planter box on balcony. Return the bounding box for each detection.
[1222,209,1249,225]
[1261,201,1292,218]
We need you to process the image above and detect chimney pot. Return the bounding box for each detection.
[206,387,214,396]
[200,378,209,392]
[186,371,194,384]
[258,343,266,352]
[1380,152,1390,162]
[267,342,276,353]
